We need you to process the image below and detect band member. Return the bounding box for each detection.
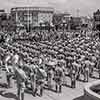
[12,52,19,65]
[30,65,37,96]
[76,63,81,80]
[70,67,76,88]
[97,59,100,78]
[84,64,89,82]
[6,63,14,88]
[60,60,66,85]
[14,63,27,100]
[54,63,63,93]
[89,62,94,78]
[47,67,53,89]
[34,66,47,96]
[5,53,13,88]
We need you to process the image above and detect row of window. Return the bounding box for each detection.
[94,15,100,21]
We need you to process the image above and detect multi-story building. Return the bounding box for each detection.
[81,16,93,30]
[53,13,71,30]
[93,9,100,31]
[11,7,54,31]
[0,10,9,31]
[0,9,5,15]
[70,17,82,30]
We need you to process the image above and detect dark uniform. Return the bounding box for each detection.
[30,65,37,96]
[70,69,76,88]
[54,65,63,93]
[97,59,100,78]
[47,68,53,89]
[6,65,14,88]
[76,64,81,80]
[5,55,13,88]
[84,64,89,82]
[14,65,27,100]
[34,66,47,96]
[89,62,94,78]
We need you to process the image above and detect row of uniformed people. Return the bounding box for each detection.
[2,51,76,95]
[1,38,99,85]
[0,30,100,85]
[2,53,64,99]
[0,52,99,99]
[1,31,100,83]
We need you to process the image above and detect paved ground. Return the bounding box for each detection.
[0,71,99,100]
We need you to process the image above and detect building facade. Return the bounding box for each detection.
[81,16,93,30]
[53,13,71,30]
[11,7,54,31]
[70,17,82,30]
[93,9,100,30]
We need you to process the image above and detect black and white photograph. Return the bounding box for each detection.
[0,0,100,100]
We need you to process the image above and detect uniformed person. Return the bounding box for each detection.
[76,62,81,80]
[30,64,37,96]
[5,53,13,88]
[54,63,63,93]
[47,66,53,89]
[89,62,94,78]
[70,67,76,88]
[97,59,100,78]
[0,59,2,77]
[14,63,27,100]
[6,63,14,88]
[84,63,89,82]
[59,60,66,85]
[34,65,47,96]
[14,56,27,100]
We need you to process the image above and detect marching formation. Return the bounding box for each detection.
[0,30,100,100]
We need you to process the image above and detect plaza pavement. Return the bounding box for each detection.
[0,71,99,100]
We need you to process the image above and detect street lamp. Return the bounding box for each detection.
[39,20,44,33]
[68,16,72,31]
[62,19,66,33]
[39,22,42,33]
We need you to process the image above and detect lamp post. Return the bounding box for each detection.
[39,20,44,34]
[68,16,71,32]
[40,22,42,33]
[62,19,66,34]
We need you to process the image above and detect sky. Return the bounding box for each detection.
[0,0,100,16]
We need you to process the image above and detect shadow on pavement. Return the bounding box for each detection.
[25,88,43,97]
[63,84,72,88]
[73,95,85,100]
[44,87,57,93]
[25,88,32,95]
[0,90,18,100]
[0,83,8,88]
[90,76,99,79]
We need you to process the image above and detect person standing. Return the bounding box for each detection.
[34,66,47,96]
[4,53,13,88]
[84,63,89,82]
[70,67,76,88]
[47,67,53,89]
[14,64,27,100]
[54,63,63,93]
[30,64,37,96]
[97,58,100,78]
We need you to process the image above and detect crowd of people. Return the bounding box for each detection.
[0,29,100,100]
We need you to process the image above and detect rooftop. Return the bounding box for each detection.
[11,6,54,12]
